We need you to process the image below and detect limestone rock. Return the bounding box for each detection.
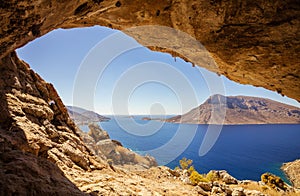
[198,181,212,192]
[0,52,106,194]
[167,168,181,177]
[193,186,208,196]
[219,170,238,184]
[232,187,245,196]
[0,136,85,195]
[243,189,266,196]
[282,159,300,189]
[0,1,299,101]
[78,123,157,168]
[88,123,110,142]
[207,170,238,184]
[211,186,223,194]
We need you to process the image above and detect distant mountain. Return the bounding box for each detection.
[166,95,300,124]
[67,106,110,125]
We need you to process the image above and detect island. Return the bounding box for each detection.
[165,94,300,124]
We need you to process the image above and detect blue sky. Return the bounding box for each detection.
[16,26,300,115]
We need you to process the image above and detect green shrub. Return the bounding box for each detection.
[187,165,195,175]
[179,157,193,170]
[189,170,209,185]
[205,171,219,181]
[261,173,286,190]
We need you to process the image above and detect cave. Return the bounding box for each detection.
[0,0,300,194]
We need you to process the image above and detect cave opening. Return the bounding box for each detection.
[1,1,300,194]
[12,25,300,180]
[16,25,300,116]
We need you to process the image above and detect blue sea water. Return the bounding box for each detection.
[80,116,300,183]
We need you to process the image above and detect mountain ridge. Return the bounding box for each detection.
[166,95,300,124]
[67,106,110,125]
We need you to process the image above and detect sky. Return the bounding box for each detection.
[16,26,300,115]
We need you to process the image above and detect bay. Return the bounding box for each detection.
[80,116,300,183]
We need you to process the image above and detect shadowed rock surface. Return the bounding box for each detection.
[167,94,300,124]
[0,52,106,194]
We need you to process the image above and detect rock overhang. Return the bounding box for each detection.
[0,0,299,101]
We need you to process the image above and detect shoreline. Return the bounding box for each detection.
[281,159,300,189]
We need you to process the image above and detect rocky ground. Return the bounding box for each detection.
[78,123,157,169]
[282,159,300,189]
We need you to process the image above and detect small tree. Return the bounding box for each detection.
[187,165,196,175]
[179,157,193,170]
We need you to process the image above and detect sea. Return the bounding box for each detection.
[79,116,300,184]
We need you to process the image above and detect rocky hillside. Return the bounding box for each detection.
[67,106,110,125]
[0,52,106,194]
[167,94,300,124]
[282,159,300,189]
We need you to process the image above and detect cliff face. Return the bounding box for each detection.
[0,0,299,101]
[167,94,300,124]
[0,52,107,194]
[282,159,300,189]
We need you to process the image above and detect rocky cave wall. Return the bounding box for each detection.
[0,0,299,101]
[0,1,299,194]
[0,52,107,194]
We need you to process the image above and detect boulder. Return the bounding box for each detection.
[219,170,238,184]
[198,182,212,192]
[232,187,245,196]
[193,186,209,196]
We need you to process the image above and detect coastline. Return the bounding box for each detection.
[281,159,300,189]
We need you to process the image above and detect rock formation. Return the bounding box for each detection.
[0,52,106,194]
[78,123,157,169]
[166,94,300,124]
[136,167,299,196]
[0,0,299,101]
[282,159,300,189]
